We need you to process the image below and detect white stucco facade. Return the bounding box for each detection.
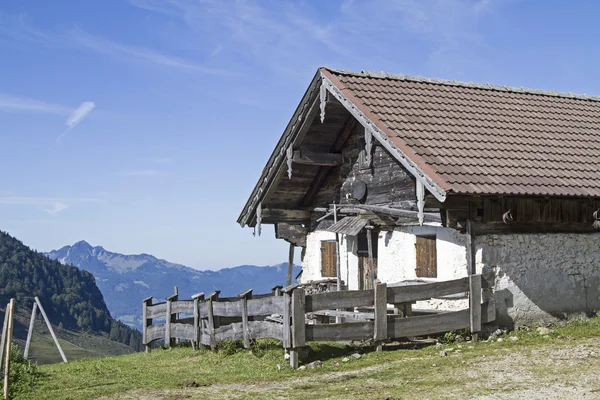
[475,233,600,326]
[301,227,600,327]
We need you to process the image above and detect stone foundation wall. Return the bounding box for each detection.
[476,233,600,326]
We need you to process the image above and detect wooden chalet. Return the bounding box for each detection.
[239,67,600,326]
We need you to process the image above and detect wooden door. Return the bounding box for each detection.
[321,241,337,277]
[415,236,437,278]
[357,230,378,290]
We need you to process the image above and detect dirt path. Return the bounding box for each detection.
[101,339,600,400]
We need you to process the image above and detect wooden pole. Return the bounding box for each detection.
[238,289,253,349]
[191,293,204,350]
[373,281,387,352]
[23,302,38,360]
[286,243,295,287]
[142,297,152,353]
[0,304,9,372]
[3,298,14,400]
[366,225,375,288]
[206,291,220,351]
[34,297,67,363]
[290,287,306,369]
[469,274,482,342]
[333,204,341,292]
[466,219,476,275]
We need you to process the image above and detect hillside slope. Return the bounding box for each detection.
[0,231,142,352]
[46,241,301,329]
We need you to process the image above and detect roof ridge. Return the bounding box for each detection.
[324,67,600,103]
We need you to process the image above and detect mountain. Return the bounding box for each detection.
[45,241,301,329]
[0,231,142,355]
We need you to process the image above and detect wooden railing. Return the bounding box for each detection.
[142,276,495,368]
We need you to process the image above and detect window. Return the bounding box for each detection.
[320,241,337,277]
[415,236,437,278]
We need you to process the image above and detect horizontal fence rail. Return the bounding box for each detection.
[142,274,496,368]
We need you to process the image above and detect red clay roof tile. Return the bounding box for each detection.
[325,68,600,198]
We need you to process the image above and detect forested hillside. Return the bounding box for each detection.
[0,231,141,351]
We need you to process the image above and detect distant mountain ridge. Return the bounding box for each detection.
[45,241,300,329]
[0,231,141,352]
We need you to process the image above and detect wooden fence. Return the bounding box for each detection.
[142,275,495,368]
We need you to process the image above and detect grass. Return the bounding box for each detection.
[10,306,134,365]
[16,315,600,400]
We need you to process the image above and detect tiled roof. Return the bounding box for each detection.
[323,68,600,198]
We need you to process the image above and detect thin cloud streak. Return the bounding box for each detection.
[57,101,96,143]
[68,28,233,76]
[44,202,68,215]
[123,169,165,177]
[0,93,71,115]
[66,101,95,128]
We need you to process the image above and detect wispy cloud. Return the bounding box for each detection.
[44,202,68,215]
[123,169,165,177]
[68,28,231,75]
[0,93,71,115]
[0,196,100,215]
[66,101,95,128]
[57,101,96,143]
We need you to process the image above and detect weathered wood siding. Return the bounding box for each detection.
[444,195,600,234]
[311,122,416,209]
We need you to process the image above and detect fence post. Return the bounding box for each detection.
[142,297,152,352]
[469,274,482,342]
[238,289,253,349]
[271,285,283,297]
[374,280,387,352]
[192,293,204,350]
[3,298,14,400]
[206,291,220,351]
[23,302,38,360]
[290,287,306,369]
[166,292,179,347]
[0,303,9,370]
[165,297,172,348]
[281,284,298,357]
[35,297,67,363]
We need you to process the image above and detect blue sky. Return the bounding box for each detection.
[1,0,600,269]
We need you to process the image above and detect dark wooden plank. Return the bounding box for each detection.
[373,281,387,351]
[306,322,374,342]
[283,290,291,348]
[320,240,337,278]
[241,295,250,348]
[387,300,496,338]
[146,302,167,319]
[261,208,310,223]
[290,288,305,369]
[146,323,165,343]
[386,277,469,304]
[247,296,284,316]
[293,149,342,166]
[165,299,172,345]
[170,323,196,341]
[171,300,195,314]
[212,301,243,317]
[248,321,284,341]
[469,274,482,341]
[306,289,375,312]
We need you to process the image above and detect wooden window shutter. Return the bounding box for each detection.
[415,236,437,278]
[321,241,337,277]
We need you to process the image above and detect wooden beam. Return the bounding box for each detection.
[275,223,307,247]
[417,180,425,226]
[35,297,67,363]
[302,118,358,206]
[349,204,442,223]
[262,208,310,223]
[287,243,295,287]
[292,149,342,166]
[23,302,38,359]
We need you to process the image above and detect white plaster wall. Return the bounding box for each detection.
[301,230,357,288]
[476,233,600,326]
[377,225,468,283]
